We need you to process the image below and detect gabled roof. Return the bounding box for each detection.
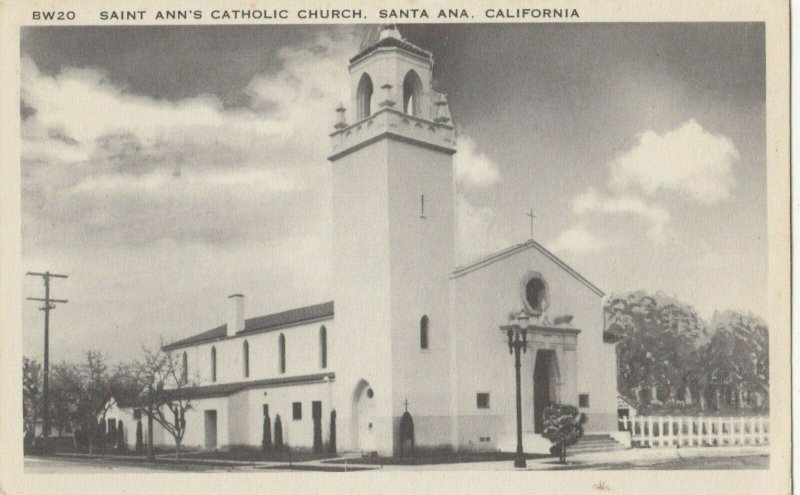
[450,240,605,297]
[162,301,334,351]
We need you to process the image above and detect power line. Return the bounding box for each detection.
[26,271,68,438]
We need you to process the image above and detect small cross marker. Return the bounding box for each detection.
[526,208,537,240]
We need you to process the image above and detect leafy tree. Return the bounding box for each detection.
[541,404,586,464]
[117,420,126,451]
[135,419,144,453]
[262,410,272,453]
[607,291,769,414]
[23,357,42,440]
[606,292,705,408]
[329,410,337,454]
[274,415,284,451]
[706,311,769,408]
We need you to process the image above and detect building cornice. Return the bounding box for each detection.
[328,107,455,162]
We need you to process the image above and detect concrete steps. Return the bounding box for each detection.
[568,434,627,454]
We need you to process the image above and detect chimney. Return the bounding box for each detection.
[226,294,245,336]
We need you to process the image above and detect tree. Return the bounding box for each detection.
[606,292,706,408]
[135,346,196,459]
[117,420,126,451]
[706,311,769,408]
[274,415,284,451]
[23,357,42,445]
[52,352,114,454]
[329,410,337,454]
[48,363,78,437]
[261,410,272,453]
[135,419,144,453]
[541,404,586,464]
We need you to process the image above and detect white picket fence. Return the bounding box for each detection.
[618,416,769,448]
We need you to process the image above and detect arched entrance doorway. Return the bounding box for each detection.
[533,349,560,433]
[352,380,377,452]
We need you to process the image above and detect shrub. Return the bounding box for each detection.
[541,404,586,463]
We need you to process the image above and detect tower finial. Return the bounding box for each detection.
[379,24,402,41]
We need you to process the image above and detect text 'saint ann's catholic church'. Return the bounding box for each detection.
[109,26,621,456]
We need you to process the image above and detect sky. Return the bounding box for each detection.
[20,23,766,364]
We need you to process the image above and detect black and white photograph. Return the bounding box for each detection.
[0,1,791,492]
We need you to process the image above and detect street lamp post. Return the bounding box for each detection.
[502,311,530,469]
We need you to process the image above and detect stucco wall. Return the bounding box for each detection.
[331,137,394,455]
[174,318,333,388]
[386,138,455,450]
[450,244,618,450]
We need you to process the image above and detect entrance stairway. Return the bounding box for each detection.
[569,434,627,455]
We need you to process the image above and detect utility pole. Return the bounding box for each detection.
[26,271,68,438]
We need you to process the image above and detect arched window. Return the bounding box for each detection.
[357,73,373,120]
[181,352,188,384]
[403,70,422,116]
[319,326,327,369]
[278,334,286,374]
[420,315,429,350]
[210,346,217,382]
[243,340,250,378]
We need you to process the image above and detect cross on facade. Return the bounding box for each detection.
[404,398,410,412]
[526,208,537,240]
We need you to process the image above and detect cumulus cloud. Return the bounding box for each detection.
[547,224,607,254]
[572,187,670,242]
[553,120,739,249]
[21,31,360,249]
[610,119,739,204]
[454,135,501,190]
[453,135,507,263]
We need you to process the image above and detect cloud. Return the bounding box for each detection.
[610,119,739,204]
[547,224,607,254]
[453,134,506,263]
[21,30,360,249]
[561,120,738,246]
[454,135,501,190]
[455,195,508,263]
[573,187,670,242]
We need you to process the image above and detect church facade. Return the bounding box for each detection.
[123,27,620,456]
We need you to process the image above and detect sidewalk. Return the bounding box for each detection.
[374,446,770,471]
[41,445,769,472]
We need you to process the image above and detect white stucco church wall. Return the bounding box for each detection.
[120,26,620,457]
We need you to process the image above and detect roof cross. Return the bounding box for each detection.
[526,208,537,240]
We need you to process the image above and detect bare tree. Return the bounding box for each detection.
[136,346,196,459]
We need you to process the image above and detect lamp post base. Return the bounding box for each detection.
[514,456,527,469]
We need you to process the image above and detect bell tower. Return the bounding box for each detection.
[328,25,457,455]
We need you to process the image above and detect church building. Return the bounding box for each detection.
[122,26,621,456]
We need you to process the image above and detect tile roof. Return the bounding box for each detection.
[115,372,335,406]
[162,301,334,351]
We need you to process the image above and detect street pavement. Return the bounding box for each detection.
[24,445,769,473]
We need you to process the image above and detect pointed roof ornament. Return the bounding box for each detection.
[379,24,403,41]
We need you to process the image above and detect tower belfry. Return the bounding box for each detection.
[329,25,455,161]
